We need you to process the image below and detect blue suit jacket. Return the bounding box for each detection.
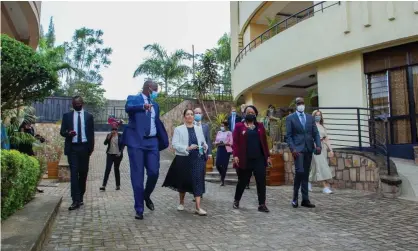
[285,112,321,153]
[202,123,212,155]
[122,94,169,151]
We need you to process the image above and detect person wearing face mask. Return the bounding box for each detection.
[123,80,169,220]
[285,97,321,209]
[193,108,211,156]
[308,110,334,194]
[100,117,125,192]
[213,121,233,186]
[163,109,208,215]
[227,107,242,133]
[232,105,272,213]
[60,96,95,211]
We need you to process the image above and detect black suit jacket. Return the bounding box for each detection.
[60,110,95,156]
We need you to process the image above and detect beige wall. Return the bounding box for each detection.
[243,92,295,113]
[231,1,418,99]
[238,1,264,32]
[249,23,268,41]
[317,53,369,148]
[230,1,240,66]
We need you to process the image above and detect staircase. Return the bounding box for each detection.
[205,157,255,185]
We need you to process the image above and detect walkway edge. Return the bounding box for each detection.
[1,195,63,251]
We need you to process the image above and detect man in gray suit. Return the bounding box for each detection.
[286,97,321,208]
[193,107,212,156]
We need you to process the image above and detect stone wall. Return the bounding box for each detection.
[414,146,418,165]
[281,147,401,198]
[160,99,235,142]
[34,123,61,142]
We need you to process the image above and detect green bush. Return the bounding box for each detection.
[1,34,59,111]
[1,150,41,220]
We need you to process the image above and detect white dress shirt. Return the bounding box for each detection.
[141,93,156,136]
[72,109,87,143]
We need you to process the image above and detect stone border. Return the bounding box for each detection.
[1,195,62,251]
[278,144,402,198]
[58,154,70,182]
[414,146,418,165]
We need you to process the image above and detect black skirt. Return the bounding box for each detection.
[162,155,194,194]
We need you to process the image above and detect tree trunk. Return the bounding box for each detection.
[199,98,212,124]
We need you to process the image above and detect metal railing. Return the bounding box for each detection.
[269,107,391,174]
[234,1,341,69]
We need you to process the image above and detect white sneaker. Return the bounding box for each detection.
[323,187,333,194]
[308,183,313,192]
[195,208,207,216]
[177,204,184,211]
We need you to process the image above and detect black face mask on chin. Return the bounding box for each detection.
[73,105,82,111]
[245,114,256,122]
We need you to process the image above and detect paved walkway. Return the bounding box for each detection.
[42,133,418,251]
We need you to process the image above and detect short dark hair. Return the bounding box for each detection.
[183,109,193,117]
[221,120,229,127]
[72,96,83,102]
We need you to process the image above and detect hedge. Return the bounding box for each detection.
[1,150,40,220]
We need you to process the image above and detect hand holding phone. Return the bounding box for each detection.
[69,130,77,137]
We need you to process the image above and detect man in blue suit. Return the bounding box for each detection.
[123,80,169,220]
[227,107,242,133]
[286,97,321,209]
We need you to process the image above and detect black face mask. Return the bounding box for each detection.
[73,105,82,111]
[245,114,256,122]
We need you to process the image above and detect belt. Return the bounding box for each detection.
[144,136,157,139]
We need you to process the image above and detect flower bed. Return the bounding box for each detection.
[1,150,41,220]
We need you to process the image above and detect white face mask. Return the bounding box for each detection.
[220,126,225,131]
[297,105,305,113]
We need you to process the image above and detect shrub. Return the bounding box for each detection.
[1,34,59,111]
[1,150,41,220]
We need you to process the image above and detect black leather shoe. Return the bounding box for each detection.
[291,200,298,208]
[100,187,106,191]
[68,203,80,211]
[116,186,120,190]
[301,200,315,208]
[233,201,239,209]
[258,204,270,213]
[135,213,144,220]
[80,201,84,206]
[145,198,154,211]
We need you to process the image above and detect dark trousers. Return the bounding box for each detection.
[293,152,313,202]
[234,157,266,205]
[102,154,122,187]
[68,144,90,203]
[127,145,160,214]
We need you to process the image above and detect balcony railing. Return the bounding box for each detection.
[234,1,341,69]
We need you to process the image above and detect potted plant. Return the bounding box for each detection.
[45,134,64,179]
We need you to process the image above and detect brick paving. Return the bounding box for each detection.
[42,133,418,251]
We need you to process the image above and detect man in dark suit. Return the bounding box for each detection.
[286,97,321,209]
[123,80,169,220]
[227,107,242,133]
[60,96,95,211]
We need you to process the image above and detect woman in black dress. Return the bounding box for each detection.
[163,109,208,216]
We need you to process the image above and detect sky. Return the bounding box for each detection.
[40,1,230,100]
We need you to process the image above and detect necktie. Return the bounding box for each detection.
[77,112,82,143]
[299,113,306,129]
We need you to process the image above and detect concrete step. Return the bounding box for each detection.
[205,177,239,185]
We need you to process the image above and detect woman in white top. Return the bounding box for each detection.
[309,110,334,194]
[162,109,208,215]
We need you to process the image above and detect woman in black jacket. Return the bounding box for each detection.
[100,120,125,191]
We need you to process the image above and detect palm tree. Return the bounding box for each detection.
[133,43,191,94]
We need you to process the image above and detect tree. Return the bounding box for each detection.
[67,81,106,112]
[213,33,231,88]
[64,28,113,84]
[192,50,220,122]
[133,43,191,94]
[37,18,82,95]
[1,34,59,111]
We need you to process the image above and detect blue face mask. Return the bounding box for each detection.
[194,114,202,122]
[231,111,236,116]
[315,116,321,122]
[149,89,159,100]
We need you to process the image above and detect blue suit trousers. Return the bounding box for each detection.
[128,142,160,214]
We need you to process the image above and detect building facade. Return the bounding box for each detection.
[230,1,418,159]
[1,1,41,49]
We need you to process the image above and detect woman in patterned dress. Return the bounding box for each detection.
[162,109,208,216]
[309,110,334,194]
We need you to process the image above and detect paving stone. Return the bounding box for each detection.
[41,133,418,251]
